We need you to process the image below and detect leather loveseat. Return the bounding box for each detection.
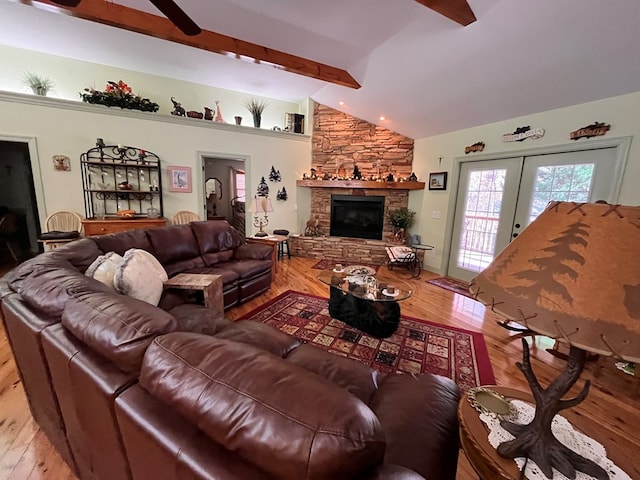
[0,220,461,480]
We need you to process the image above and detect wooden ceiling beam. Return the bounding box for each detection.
[414,0,476,26]
[25,0,361,89]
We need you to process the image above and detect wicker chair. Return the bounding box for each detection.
[38,211,83,251]
[172,210,200,225]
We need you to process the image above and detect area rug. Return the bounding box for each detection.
[239,290,495,391]
[311,259,380,273]
[427,276,474,299]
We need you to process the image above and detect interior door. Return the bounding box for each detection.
[448,147,619,281]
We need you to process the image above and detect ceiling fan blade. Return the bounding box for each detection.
[50,0,82,6]
[148,0,201,36]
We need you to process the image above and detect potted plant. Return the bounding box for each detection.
[244,98,269,128]
[23,72,55,96]
[386,207,415,243]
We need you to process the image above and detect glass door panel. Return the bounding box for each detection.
[448,158,523,281]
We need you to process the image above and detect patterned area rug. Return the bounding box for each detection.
[427,276,474,299]
[239,290,495,391]
[311,259,380,273]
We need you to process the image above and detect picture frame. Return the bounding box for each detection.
[428,171,448,190]
[168,166,192,192]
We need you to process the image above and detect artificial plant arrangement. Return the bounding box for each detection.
[80,80,159,112]
[244,98,269,128]
[387,207,416,242]
[23,72,55,96]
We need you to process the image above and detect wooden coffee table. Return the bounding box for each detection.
[163,273,223,318]
[458,386,637,479]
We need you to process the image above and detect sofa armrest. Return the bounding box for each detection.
[235,243,272,260]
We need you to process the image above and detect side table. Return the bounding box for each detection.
[246,234,288,276]
[458,386,636,479]
[163,273,223,319]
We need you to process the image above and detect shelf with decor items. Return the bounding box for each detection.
[80,143,164,220]
[296,179,425,190]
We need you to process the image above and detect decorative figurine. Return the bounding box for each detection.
[310,168,317,179]
[305,216,321,236]
[409,172,418,182]
[256,176,269,197]
[170,97,186,116]
[386,173,395,182]
[214,100,225,123]
[353,165,362,180]
[204,107,213,121]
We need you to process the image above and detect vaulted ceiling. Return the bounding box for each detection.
[3,0,640,139]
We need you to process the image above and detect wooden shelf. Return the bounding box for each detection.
[296,180,425,190]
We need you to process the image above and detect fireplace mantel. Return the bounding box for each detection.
[296,180,425,190]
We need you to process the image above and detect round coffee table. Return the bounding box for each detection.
[458,386,637,480]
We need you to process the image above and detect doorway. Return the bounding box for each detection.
[0,140,41,266]
[448,144,626,281]
[202,156,246,237]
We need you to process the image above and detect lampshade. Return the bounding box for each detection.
[470,201,640,479]
[470,201,640,362]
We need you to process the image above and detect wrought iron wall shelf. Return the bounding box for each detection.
[81,144,163,219]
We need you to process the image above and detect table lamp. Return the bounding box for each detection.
[469,201,640,480]
[248,195,273,237]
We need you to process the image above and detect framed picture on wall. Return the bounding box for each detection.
[428,171,448,191]
[168,166,192,192]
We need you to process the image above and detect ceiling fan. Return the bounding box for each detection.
[50,0,201,35]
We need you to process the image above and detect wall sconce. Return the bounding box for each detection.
[248,195,273,237]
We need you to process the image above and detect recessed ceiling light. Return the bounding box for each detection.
[339,101,345,106]
[380,115,386,121]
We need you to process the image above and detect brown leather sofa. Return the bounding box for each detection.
[0,220,461,480]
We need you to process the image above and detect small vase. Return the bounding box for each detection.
[234,116,242,125]
[252,113,261,128]
[32,86,48,96]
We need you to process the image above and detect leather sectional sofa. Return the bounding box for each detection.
[0,220,461,480]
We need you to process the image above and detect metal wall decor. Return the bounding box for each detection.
[276,187,288,201]
[502,126,545,142]
[269,166,281,182]
[465,141,485,154]
[570,122,611,140]
[256,176,269,196]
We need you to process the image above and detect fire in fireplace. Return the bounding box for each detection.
[330,195,385,240]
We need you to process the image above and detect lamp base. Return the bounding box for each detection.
[254,231,268,237]
[498,339,608,480]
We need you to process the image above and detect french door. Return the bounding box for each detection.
[448,147,618,281]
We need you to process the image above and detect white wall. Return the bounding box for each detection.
[413,92,640,273]
[0,93,311,236]
[0,44,305,130]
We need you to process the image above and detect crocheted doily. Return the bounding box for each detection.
[480,400,631,480]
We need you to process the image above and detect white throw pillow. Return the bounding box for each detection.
[114,249,168,306]
[85,252,124,290]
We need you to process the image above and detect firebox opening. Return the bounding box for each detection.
[330,195,385,240]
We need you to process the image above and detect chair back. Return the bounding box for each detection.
[45,211,83,233]
[0,212,18,235]
[172,211,200,225]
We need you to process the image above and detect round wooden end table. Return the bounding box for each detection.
[458,386,637,480]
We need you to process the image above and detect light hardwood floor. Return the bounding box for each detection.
[1,256,639,479]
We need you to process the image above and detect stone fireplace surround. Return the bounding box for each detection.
[288,187,410,264]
